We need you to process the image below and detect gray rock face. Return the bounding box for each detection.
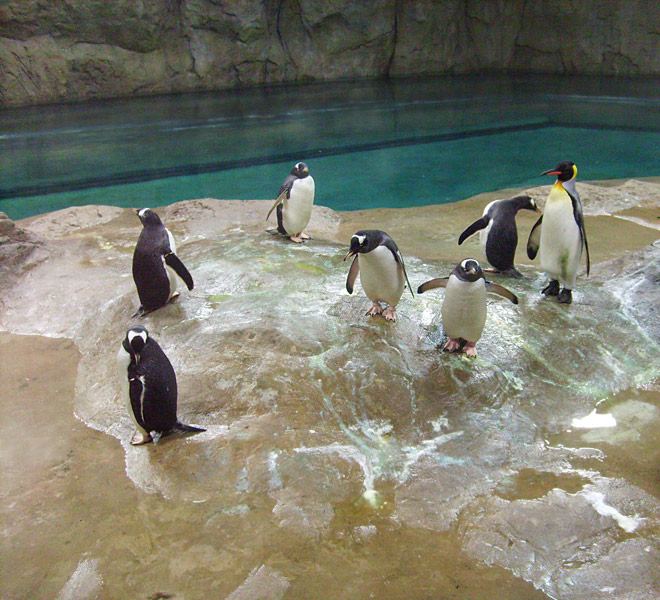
[1,0,659,106]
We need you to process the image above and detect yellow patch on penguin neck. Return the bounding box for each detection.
[548,180,571,204]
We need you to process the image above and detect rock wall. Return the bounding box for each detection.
[1,0,659,107]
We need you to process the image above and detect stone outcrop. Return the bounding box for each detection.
[1,183,660,599]
[0,212,47,304]
[1,0,659,106]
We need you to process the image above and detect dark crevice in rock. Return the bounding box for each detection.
[511,0,528,67]
[385,1,398,77]
[275,0,291,76]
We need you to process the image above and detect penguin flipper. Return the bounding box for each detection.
[458,216,489,245]
[486,282,519,304]
[276,203,287,235]
[570,195,590,276]
[346,256,360,294]
[128,376,147,431]
[417,277,449,294]
[583,231,591,277]
[527,214,543,259]
[266,190,288,221]
[394,249,415,298]
[164,252,194,290]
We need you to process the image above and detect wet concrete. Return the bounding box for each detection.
[1,179,659,599]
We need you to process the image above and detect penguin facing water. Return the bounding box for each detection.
[458,194,538,277]
[266,162,315,243]
[117,326,205,445]
[417,259,518,357]
[344,230,413,322]
[132,208,194,316]
[527,161,590,304]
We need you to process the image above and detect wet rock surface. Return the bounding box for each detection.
[1,182,659,599]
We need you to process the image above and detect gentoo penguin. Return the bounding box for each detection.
[458,194,538,277]
[266,162,315,243]
[132,208,194,316]
[344,230,413,322]
[527,161,590,304]
[116,326,205,445]
[417,258,518,357]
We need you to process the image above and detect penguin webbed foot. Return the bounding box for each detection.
[131,431,153,445]
[443,338,463,353]
[502,267,523,278]
[542,280,560,297]
[382,306,397,322]
[167,291,180,304]
[289,234,310,243]
[366,302,383,317]
[557,288,573,304]
[442,338,477,357]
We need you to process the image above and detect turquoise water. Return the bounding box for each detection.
[1,75,659,220]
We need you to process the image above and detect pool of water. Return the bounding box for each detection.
[1,74,659,220]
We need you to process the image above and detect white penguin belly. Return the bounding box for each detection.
[441,276,487,342]
[283,176,315,236]
[165,228,178,299]
[479,201,496,261]
[479,222,493,262]
[116,347,148,435]
[358,246,405,307]
[539,197,582,288]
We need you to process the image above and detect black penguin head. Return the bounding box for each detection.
[454,258,484,282]
[343,230,383,261]
[124,326,149,356]
[133,208,163,227]
[291,162,310,179]
[541,161,577,182]
[513,194,539,212]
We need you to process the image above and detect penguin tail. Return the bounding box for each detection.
[174,421,206,434]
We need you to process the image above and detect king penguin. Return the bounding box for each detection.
[458,194,538,277]
[527,161,590,304]
[344,230,413,322]
[132,208,194,316]
[117,326,206,445]
[417,259,518,357]
[266,162,315,243]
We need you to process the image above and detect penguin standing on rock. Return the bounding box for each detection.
[458,194,539,277]
[266,162,315,243]
[116,326,206,445]
[527,161,590,304]
[132,208,194,317]
[344,230,413,322]
[417,259,518,357]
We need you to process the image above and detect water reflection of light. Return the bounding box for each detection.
[581,490,643,532]
[570,409,617,429]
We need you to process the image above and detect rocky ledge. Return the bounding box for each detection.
[1,180,659,600]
